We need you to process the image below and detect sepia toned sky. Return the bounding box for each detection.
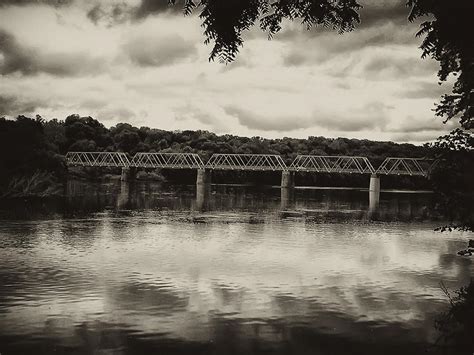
[0,0,457,143]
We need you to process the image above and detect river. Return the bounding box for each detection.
[0,180,472,354]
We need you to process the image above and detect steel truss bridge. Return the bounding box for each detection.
[65,152,438,177]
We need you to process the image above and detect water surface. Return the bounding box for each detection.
[0,180,471,354]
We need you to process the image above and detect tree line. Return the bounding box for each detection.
[0,113,471,227]
[0,113,432,184]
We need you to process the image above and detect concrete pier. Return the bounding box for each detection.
[281,171,295,209]
[121,167,136,182]
[281,171,295,189]
[196,169,212,210]
[117,180,131,209]
[369,173,380,212]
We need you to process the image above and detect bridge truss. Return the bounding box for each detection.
[206,154,287,171]
[65,152,131,167]
[376,157,438,176]
[65,152,438,177]
[131,153,204,169]
[290,155,375,174]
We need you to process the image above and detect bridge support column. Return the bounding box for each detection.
[121,167,136,182]
[369,173,380,212]
[117,180,131,209]
[196,169,212,210]
[281,171,295,189]
[281,171,295,209]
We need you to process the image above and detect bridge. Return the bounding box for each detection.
[65,152,438,211]
[65,152,437,176]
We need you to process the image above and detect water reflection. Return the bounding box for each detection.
[63,179,442,220]
[0,180,471,354]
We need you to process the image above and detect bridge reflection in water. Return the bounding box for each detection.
[66,152,438,213]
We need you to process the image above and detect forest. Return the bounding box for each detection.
[0,113,440,196]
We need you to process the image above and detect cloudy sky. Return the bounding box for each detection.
[0,0,456,143]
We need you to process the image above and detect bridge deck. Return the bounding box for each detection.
[290,155,375,174]
[206,154,287,171]
[132,153,204,169]
[65,152,436,176]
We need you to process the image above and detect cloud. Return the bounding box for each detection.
[316,115,382,132]
[122,33,197,67]
[316,102,392,132]
[358,0,410,28]
[175,102,231,132]
[0,0,73,7]
[224,106,315,132]
[133,0,186,19]
[225,101,392,133]
[361,55,439,79]
[0,0,450,142]
[0,29,106,76]
[82,0,188,26]
[397,81,451,100]
[389,131,446,143]
[389,115,457,133]
[86,2,131,26]
[273,0,411,42]
[0,94,41,116]
[80,98,108,110]
[97,106,136,122]
[280,21,419,67]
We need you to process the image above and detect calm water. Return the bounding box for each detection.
[0,180,472,354]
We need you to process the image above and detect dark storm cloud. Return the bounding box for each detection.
[281,25,418,67]
[122,34,196,67]
[0,30,105,76]
[276,0,411,42]
[0,0,72,6]
[86,3,130,25]
[0,30,32,75]
[358,0,409,28]
[0,94,40,116]
[134,0,185,19]
[84,0,187,26]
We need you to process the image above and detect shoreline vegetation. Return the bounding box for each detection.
[0,114,433,197]
[0,114,472,228]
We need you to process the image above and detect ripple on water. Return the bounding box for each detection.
[0,210,472,354]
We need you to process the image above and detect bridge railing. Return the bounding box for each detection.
[65,152,131,167]
[131,153,205,169]
[290,155,375,174]
[65,151,439,177]
[376,157,438,176]
[206,154,288,171]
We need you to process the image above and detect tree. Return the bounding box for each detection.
[429,129,474,230]
[406,1,473,230]
[113,129,141,153]
[175,0,472,129]
[44,118,67,153]
[408,0,473,130]
[64,115,111,151]
[174,0,473,227]
[171,0,361,62]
